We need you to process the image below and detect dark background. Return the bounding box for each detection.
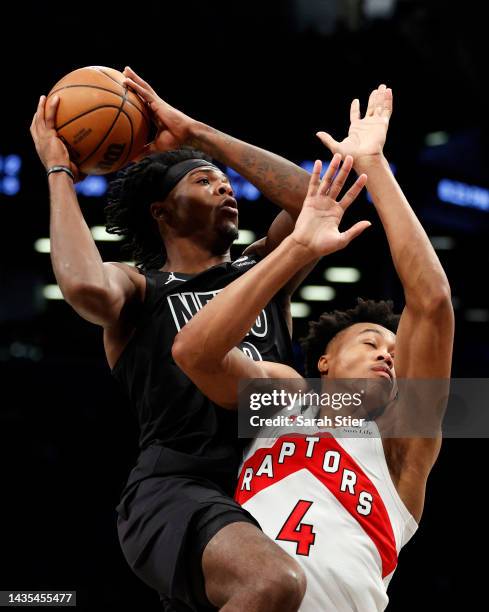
[1,0,487,609]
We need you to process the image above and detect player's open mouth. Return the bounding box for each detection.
[220,196,238,209]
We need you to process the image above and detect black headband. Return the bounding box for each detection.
[160,159,221,201]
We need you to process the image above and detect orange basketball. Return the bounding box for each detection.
[47,66,151,175]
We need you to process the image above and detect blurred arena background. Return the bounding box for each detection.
[1,0,487,609]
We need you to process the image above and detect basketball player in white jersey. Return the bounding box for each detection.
[171,84,454,610]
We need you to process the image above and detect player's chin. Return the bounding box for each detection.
[218,219,239,238]
[213,222,239,253]
[364,376,393,403]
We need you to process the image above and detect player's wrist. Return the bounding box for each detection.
[186,120,214,149]
[354,152,388,173]
[283,234,317,266]
[46,165,75,181]
[44,155,71,170]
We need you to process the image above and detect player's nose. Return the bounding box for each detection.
[217,182,234,197]
[376,352,393,369]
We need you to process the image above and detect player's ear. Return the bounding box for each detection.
[150,201,168,222]
[318,354,329,376]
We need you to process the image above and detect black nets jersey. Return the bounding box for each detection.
[113,254,294,496]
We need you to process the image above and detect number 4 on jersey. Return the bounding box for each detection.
[276,500,316,556]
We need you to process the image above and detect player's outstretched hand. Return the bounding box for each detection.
[317,84,393,167]
[123,66,196,154]
[30,95,85,182]
[290,154,370,258]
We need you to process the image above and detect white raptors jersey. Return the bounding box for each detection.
[235,409,418,611]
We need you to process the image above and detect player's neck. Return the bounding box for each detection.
[160,238,231,274]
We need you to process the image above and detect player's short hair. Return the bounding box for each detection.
[104,149,213,271]
[300,298,400,377]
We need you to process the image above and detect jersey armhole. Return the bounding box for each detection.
[110,271,159,375]
[372,430,419,539]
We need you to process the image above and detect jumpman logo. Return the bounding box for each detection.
[164,272,186,285]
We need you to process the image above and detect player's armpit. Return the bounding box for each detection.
[65,262,143,328]
[383,435,442,523]
[173,345,302,410]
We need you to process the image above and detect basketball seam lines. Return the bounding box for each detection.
[51,83,149,126]
[77,96,126,169]
[95,69,150,126]
[57,104,124,131]
[57,105,137,171]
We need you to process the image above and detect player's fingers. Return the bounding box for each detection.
[340,220,372,247]
[350,98,360,122]
[123,76,154,101]
[327,155,353,200]
[375,84,386,116]
[366,88,377,117]
[306,160,322,197]
[45,95,59,130]
[123,66,156,94]
[31,95,45,131]
[30,101,40,133]
[339,173,368,210]
[383,87,393,118]
[316,131,340,154]
[317,153,341,196]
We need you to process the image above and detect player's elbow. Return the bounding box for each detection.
[424,283,453,317]
[171,334,189,368]
[64,281,106,304]
[64,282,120,327]
[409,279,453,317]
[172,332,204,372]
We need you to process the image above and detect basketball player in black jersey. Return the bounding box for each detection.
[28,66,344,611]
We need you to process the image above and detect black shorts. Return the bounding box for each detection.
[116,474,261,611]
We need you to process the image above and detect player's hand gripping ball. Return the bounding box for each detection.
[46,66,150,175]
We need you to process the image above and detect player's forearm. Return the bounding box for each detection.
[173,236,312,364]
[48,173,108,297]
[188,122,310,217]
[357,155,450,307]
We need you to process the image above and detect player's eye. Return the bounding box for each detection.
[197,177,210,185]
[364,341,376,348]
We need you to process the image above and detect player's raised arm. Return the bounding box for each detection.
[172,157,369,408]
[318,86,454,499]
[30,95,141,327]
[317,85,454,382]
